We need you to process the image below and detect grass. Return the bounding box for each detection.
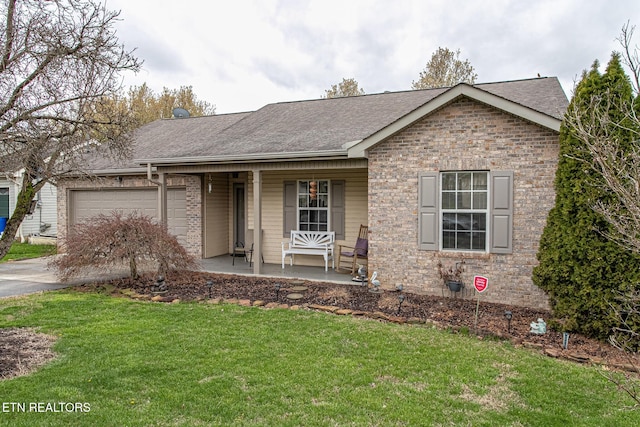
[0,242,56,262]
[0,291,639,426]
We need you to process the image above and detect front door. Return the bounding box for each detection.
[233,183,245,247]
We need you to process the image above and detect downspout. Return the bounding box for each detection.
[252,169,262,274]
[147,163,167,225]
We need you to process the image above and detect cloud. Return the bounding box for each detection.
[108,0,640,112]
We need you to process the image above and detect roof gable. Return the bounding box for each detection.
[348,81,566,158]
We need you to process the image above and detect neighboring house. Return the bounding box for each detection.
[57,77,568,309]
[0,173,57,239]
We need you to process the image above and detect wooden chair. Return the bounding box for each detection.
[336,225,368,275]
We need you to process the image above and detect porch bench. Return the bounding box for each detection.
[282,231,335,271]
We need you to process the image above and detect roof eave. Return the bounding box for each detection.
[347,83,564,158]
[137,149,354,167]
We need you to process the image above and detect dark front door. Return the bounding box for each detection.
[233,183,245,247]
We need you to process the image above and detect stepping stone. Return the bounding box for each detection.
[286,293,304,300]
[290,286,308,292]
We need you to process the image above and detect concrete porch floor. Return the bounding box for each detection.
[199,254,355,284]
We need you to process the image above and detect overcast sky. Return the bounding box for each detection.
[106,0,640,114]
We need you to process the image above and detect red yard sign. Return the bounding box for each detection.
[473,276,488,293]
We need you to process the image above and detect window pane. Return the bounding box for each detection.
[457,192,471,209]
[319,210,327,222]
[318,180,328,193]
[300,210,309,223]
[298,195,307,208]
[442,192,456,209]
[443,213,457,230]
[442,173,456,191]
[473,192,487,209]
[473,173,488,190]
[442,231,456,249]
[457,213,472,230]
[300,223,309,231]
[457,232,471,250]
[299,181,308,193]
[310,210,318,222]
[474,213,486,231]
[472,232,486,250]
[458,173,471,190]
[319,223,328,231]
[318,195,328,208]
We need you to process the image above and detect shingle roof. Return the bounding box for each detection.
[90,77,568,170]
[87,111,251,170]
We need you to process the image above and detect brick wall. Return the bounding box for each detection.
[367,98,559,309]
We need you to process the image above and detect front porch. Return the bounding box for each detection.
[199,255,355,284]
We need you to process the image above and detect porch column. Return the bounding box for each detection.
[253,169,262,274]
[158,172,167,226]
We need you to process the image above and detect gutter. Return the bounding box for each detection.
[136,149,354,167]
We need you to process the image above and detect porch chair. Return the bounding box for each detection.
[232,229,264,267]
[336,225,368,275]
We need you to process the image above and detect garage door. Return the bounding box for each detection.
[69,188,187,242]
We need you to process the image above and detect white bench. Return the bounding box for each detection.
[282,231,335,271]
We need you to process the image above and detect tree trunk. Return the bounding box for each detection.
[0,175,43,259]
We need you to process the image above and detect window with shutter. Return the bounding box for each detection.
[418,171,513,254]
[282,180,345,239]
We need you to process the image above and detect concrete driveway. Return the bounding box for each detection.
[0,257,69,298]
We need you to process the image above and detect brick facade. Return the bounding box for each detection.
[367,98,559,309]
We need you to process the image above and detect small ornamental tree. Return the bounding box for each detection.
[52,212,198,280]
[533,54,640,341]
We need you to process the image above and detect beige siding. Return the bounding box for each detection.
[247,169,368,266]
[204,173,229,258]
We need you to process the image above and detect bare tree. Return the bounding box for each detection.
[323,78,365,98]
[0,0,141,258]
[411,47,477,89]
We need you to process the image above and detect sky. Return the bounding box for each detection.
[106,0,640,114]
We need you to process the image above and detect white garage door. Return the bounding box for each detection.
[69,188,187,242]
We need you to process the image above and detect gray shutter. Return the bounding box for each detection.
[418,172,438,250]
[331,180,345,241]
[490,171,513,254]
[283,181,297,237]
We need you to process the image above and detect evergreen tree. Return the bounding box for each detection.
[533,54,640,340]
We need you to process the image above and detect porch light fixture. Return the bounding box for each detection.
[206,280,213,299]
[208,174,213,194]
[504,310,513,334]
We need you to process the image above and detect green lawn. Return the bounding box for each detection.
[0,243,56,262]
[0,291,638,426]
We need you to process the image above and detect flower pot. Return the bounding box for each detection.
[447,280,463,292]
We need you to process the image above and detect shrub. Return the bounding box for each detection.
[533,54,640,341]
[52,211,197,280]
